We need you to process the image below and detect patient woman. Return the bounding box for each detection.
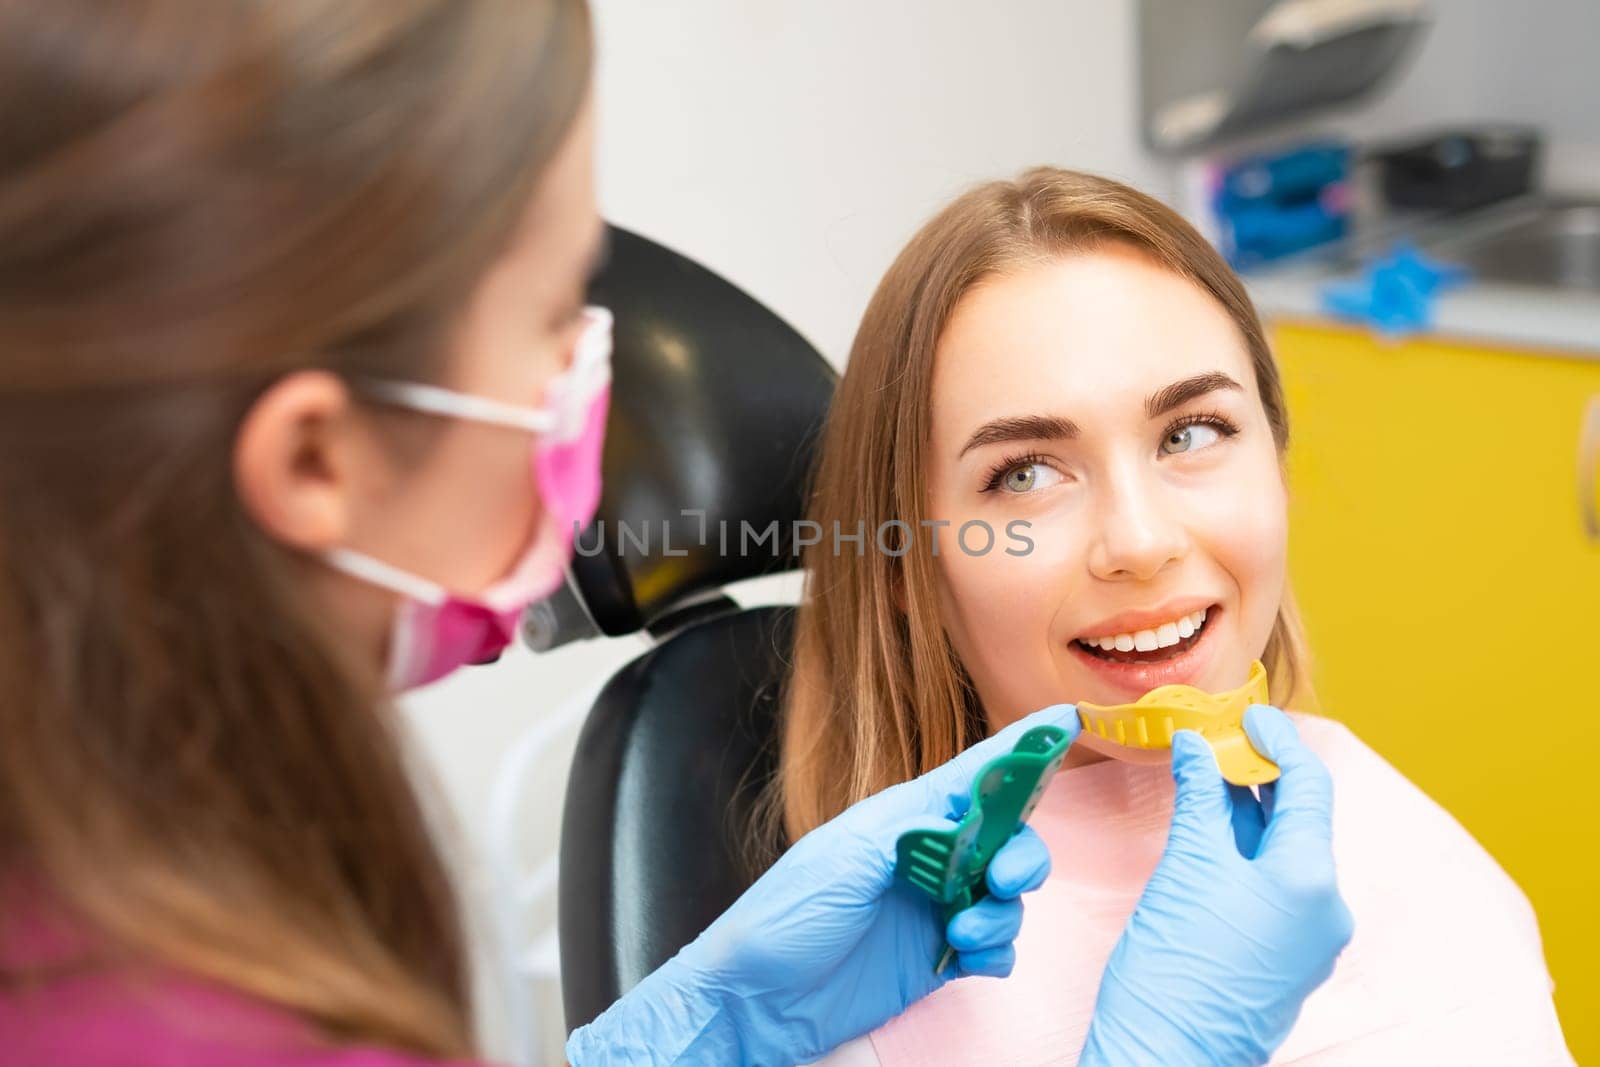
[774,169,1571,1064]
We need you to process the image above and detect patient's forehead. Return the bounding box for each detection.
[929,246,1258,446]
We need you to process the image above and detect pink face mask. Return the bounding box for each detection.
[326,307,612,691]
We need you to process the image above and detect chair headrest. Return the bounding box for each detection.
[524,226,837,650]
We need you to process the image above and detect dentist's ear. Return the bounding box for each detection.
[232,370,362,552]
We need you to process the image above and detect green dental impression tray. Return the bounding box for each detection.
[893,724,1074,973]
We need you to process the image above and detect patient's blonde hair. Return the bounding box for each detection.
[771,168,1314,847]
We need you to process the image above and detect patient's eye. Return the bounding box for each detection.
[1159,414,1238,456]
[985,455,1064,494]
[1161,424,1217,454]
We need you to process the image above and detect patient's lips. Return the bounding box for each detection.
[1069,599,1221,698]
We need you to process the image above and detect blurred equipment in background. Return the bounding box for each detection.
[1371,126,1543,213]
[1205,140,1354,268]
[1139,0,1431,153]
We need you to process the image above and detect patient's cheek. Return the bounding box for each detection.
[1224,514,1289,665]
[934,544,1065,730]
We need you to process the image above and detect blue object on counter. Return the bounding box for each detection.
[1224,200,1349,270]
[1319,241,1472,338]
[1212,140,1353,270]
[1216,142,1352,208]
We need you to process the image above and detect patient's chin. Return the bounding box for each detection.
[1076,732,1172,765]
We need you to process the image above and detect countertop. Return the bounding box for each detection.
[1242,195,1600,359]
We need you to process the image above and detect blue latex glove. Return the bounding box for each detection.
[1319,240,1472,338]
[566,703,1081,1066]
[1081,706,1355,1066]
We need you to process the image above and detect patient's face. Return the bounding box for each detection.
[925,244,1287,750]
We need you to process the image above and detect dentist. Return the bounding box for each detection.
[0,3,1349,1065]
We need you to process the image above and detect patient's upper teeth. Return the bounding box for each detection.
[1080,607,1215,653]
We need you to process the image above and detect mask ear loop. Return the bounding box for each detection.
[355,379,556,434]
[351,305,612,441]
[324,546,449,606]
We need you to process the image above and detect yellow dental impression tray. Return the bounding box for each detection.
[1076,660,1279,786]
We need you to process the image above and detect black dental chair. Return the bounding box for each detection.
[540,226,837,1033]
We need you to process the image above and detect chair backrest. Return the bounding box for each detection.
[549,226,836,1032]
[558,604,794,1029]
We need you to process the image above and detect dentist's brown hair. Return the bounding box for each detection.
[771,168,1312,846]
[0,0,590,1056]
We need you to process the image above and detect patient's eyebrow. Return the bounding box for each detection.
[959,414,1080,458]
[1145,372,1243,419]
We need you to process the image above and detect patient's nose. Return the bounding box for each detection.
[1084,470,1188,582]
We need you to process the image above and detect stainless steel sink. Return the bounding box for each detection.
[1421,198,1600,293]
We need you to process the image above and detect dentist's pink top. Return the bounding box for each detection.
[830,714,1573,1066]
[0,888,485,1067]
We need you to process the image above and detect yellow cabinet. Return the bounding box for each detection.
[1273,320,1600,1062]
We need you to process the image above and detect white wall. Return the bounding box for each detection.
[591,0,1168,367]
[399,1,1597,1060]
